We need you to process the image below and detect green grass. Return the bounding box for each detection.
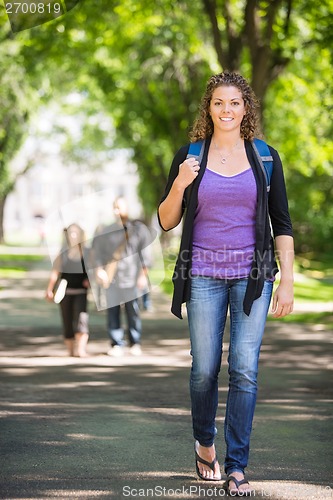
[1,268,27,277]
[0,253,45,277]
[296,253,333,279]
[0,254,44,262]
[159,253,176,296]
[293,279,332,302]
[270,311,333,327]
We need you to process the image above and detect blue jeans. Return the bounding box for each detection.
[186,276,273,475]
[106,286,141,346]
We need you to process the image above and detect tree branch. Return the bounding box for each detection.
[0,17,15,43]
[264,0,283,42]
[224,0,233,44]
[223,0,243,70]
[244,0,259,57]
[284,0,293,37]
[202,0,226,68]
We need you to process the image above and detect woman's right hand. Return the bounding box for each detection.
[175,157,200,189]
[158,156,200,231]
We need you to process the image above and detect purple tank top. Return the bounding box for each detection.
[191,167,257,279]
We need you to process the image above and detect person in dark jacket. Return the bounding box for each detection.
[46,223,90,357]
[158,72,294,495]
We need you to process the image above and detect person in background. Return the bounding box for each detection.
[46,223,90,357]
[158,72,294,495]
[92,197,152,357]
[141,289,153,312]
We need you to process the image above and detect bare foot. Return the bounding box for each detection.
[64,339,75,357]
[195,441,221,481]
[227,471,253,495]
[77,351,88,358]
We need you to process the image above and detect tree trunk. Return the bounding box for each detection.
[0,194,7,244]
[244,0,292,105]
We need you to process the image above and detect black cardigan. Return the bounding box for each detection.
[158,136,293,319]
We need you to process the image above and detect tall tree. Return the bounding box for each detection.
[0,20,33,241]
[202,0,295,106]
[94,1,213,214]
[264,3,333,254]
[1,0,332,254]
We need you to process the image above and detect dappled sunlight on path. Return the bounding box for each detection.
[0,255,332,499]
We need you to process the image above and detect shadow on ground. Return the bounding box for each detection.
[0,257,332,499]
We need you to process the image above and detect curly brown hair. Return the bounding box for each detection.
[189,72,259,142]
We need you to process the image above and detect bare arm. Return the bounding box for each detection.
[158,157,200,231]
[271,235,294,318]
[45,269,60,302]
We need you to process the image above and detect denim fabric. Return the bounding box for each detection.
[186,276,273,474]
[106,286,141,346]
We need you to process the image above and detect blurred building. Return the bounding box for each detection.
[4,97,145,249]
[4,147,141,250]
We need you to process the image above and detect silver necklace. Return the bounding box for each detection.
[213,139,240,164]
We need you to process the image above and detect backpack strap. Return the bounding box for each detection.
[252,138,273,192]
[187,140,206,163]
[183,140,206,205]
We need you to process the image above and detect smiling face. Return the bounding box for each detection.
[209,85,246,134]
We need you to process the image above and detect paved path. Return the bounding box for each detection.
[0,254,332,499]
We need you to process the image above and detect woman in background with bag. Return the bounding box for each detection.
[46,223,90,357]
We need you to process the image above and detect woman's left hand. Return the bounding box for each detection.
[271,281,294,318]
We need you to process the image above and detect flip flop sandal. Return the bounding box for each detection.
[223,475,253,496]
[194,442,222,481]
